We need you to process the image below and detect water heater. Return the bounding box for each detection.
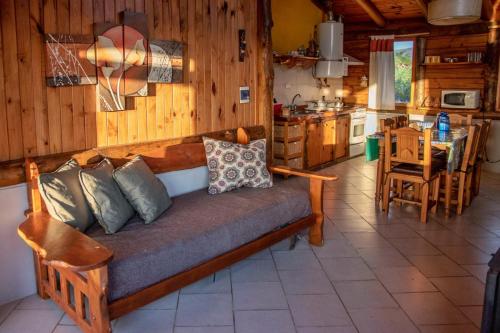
[316,20,345,78]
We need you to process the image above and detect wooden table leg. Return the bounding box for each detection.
[445,172,452,217]
[375,140,385,208]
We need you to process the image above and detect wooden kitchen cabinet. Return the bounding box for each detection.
[305,116,350,169]
[335,116,349,159]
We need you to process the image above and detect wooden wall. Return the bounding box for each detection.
[0,0,264,163]
[343,33,489,110]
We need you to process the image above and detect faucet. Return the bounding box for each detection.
[291,94,302,111]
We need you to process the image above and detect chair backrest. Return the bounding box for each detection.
[476,119,491,161]
[459,124,479,172]
[380,118,396,132]
[385,127,432,179]
[396,115,409,128]
[449,114,473,126]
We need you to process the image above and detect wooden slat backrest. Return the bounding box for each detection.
[380,118,396,132]
[396,115,409,128]
[385,127,432,179]
[460,124,479,172]
[26,126,266,213]
[449,114,473,126]
[476,120,491,161]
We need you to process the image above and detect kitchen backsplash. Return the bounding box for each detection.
[273,64,343,106]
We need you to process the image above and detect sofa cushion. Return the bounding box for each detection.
[38,159,94,231]
[202,137,273,195]
[86,176,311,301]
[113,156,172,224]
[79,159,135,234]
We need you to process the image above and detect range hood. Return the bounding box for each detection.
[428,0,482,26]
[315,18,363,78]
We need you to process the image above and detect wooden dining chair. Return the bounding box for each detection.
[382,128,442,224]
[449,114,473,126]
[396,115,409,128]
[473,120,491,196]
[438,125,479,215]
[380,118,396,132]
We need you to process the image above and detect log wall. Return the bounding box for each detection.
[0,0,264,163]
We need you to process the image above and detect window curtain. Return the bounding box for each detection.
[368,35,395,111]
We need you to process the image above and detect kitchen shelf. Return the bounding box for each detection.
[273,55,319,69]
[421,62,485,67]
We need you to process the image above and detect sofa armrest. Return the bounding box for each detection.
[269,165,338,181]
[18,212,113,272]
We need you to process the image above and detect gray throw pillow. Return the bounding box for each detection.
[79,159,135,234]
[38,159,94,231]
[113,156,172,224]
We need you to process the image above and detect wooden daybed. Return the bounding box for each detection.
[17,126,337,333]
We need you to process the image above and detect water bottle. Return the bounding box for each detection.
[437,112,450,132]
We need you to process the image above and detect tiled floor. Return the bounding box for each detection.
[2,157,500,333]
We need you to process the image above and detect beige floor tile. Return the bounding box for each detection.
[445,224,496,238]
[287,294,352,327]
[358,247,412,268]
[312,238,359,258]
[394,292,470,325]
[343,232,392,248]
[334,280,398,310]
[462,264,489,283]
[175,294,232,326]
[273,250,322,271]
[418,230,470,246]
[16,294,60,310]
[389,238,441,256]
[321,257,376,281]
[114,309,175,333]
[182,270,231,294]
[0,309,63,333]
[465,237,500,254]
[325,209,362,220]
[230,259,279,283]
[418,324,479,333]
[349,308,419,333]
[174,327,234,333]
[234,310,295,333]
[408,255,470,277]
[437,245,492,265]
[374,224,421,238]
[460,306,483,328]
[297,327,358,333]
[278,269,334,294]
[232,282,288,310]
[430,277,485,306]
[324,200,352,210]
[374,266,437,293]
[331,219,375,233]
[53,326,82,333]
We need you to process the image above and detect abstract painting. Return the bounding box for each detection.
[45,11,184,112]
[148,40,183,83]
[45,34,97,87]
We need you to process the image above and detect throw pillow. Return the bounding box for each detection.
[38,159,94,231]
[79,158,135,234]
[113,156,172,224]
[202,137,273,195]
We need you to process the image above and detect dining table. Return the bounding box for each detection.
[369,125,469,217]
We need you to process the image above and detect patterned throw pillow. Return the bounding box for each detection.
[202,137,273,195]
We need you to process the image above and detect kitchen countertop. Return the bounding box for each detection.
[275,105,364,123]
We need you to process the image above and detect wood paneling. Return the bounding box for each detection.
[0,0,261,163]
[343,33,489,109]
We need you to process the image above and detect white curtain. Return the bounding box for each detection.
[368,35,395,111]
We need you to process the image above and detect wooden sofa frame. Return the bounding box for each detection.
[17,126,337,333]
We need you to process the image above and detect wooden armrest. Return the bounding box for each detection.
[18,212,113,272]
[269,165,338,181]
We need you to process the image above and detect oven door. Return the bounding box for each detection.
[350,117,366,144]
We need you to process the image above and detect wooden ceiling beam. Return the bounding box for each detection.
[352,0,386,27]
[414,0,428,17]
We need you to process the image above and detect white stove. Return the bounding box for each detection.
[349,107,367,157]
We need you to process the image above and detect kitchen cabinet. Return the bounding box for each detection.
[305,115,350,168]
[273,121,305,169]
[335,116,349,159]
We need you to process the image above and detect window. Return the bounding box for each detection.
[394,40,415,105]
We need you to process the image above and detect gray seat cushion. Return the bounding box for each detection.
[86,176,311,301]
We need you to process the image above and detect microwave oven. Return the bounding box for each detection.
[441,90,480,109]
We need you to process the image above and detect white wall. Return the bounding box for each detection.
[0,166,209,306]
[273,64,343,106]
